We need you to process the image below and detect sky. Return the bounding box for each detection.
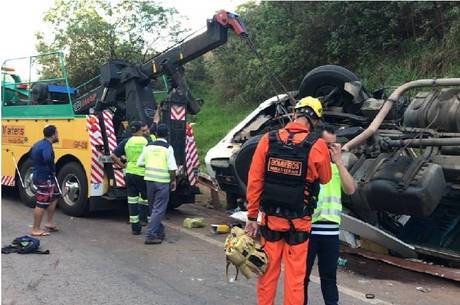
[0,0,247,65]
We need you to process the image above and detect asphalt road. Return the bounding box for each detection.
[2,190,459,305]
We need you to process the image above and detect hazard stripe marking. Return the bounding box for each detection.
[184,124,200,185]
[1,176,15,186]
[171,105,186,121]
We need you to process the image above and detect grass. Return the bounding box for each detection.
[189,88,252,167]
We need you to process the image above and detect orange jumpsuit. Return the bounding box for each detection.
[247,121,331,305]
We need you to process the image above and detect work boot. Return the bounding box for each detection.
[145,237,162,245]
[132,223,142,235]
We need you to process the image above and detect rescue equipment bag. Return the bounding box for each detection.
[1,236,50,254]
[224,226,268,280]
[261,130,320,218]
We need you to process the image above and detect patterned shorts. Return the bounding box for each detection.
[34,179,61,209]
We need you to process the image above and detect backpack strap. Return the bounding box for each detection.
[225,257,240,282]
[1,245,19,254]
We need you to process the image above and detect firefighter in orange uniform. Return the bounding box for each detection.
[245,96,332,305]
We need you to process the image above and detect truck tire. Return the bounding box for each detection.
[57,162,89,217]
[18,158,36,208]
[298,65,361,112]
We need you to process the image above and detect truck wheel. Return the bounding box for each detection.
[18,159,36,208]
[58,162,89,217]
[298,65,362,112]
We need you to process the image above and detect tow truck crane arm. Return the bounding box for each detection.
[73,10,247,120]
[142,10,246,79]
[73,10,248,191]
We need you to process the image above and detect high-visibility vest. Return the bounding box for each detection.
[144,141,170,183]
[150,134,157,142]
[312,163,342,224]
[125,136,148,176]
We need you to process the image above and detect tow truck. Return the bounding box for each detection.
[1,10,248,216]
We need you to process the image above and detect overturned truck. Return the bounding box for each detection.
[206,65,460,265]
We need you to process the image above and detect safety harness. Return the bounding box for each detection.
[224,226,268,281]
[259,130,320,245]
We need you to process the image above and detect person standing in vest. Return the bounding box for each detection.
[30,125,61,236]
[137,123,177,245]
[245,97,332,305]
[304,126,356,305]
[111,121,150,234]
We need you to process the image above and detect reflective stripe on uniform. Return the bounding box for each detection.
[138,198,148,206]
[145,167,169,173]
[311,230,340,235]
[311,223,340,229]
[319,196,341,204]
[129,215,139,223]
[128,196,139,204]
[312,208,342,218]
[144,173,169,181]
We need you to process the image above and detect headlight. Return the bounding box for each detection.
[210,158,230,168]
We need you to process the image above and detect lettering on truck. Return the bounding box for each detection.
[1,125,27,144]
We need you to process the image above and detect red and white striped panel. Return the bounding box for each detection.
[171,105,186,121]
[102,111,125,187]
[185,123,200,185]
[1,176,15,187]
[86,114,105,184]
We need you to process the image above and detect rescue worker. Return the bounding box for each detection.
[111,121,149,234]
[30,125,61,236]
[137,124,177,245]
[245,96,332,305]
[304,126,356,305]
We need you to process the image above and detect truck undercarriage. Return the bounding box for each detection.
[206,65,460,264]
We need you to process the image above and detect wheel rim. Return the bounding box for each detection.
[23,168,37,198]
[62,174,81,207]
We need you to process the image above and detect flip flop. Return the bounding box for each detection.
[45,226,59,232]
[31,231,50,237]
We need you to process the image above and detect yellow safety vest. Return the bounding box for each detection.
[312,163,342,224]
[125,136,148,176]
[144,143,170,183]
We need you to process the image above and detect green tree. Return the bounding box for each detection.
[187,1,460,105]
[36,0,186,86]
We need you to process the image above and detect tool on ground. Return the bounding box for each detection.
[211,224,230,234]
[224,226,268,281]
[183,217,206,229]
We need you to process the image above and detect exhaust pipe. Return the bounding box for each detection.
[343,78,460,151]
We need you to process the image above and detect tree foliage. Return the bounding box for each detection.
[186,1,460,105]
[36,0,186,85]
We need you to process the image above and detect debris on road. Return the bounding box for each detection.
[211,224,230,234]
[337,257,348,267]
[183,217,206,229]
[341,246,460,282]
[416,287,431,293]
[365,293,375,299]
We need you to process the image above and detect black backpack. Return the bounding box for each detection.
[2,235,50,254]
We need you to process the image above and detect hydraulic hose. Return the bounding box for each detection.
[385,137,460,148]
[343,78,460,151]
